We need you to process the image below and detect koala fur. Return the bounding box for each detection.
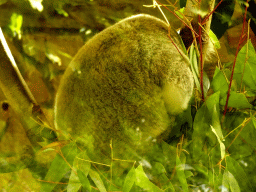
[54,14,194,159]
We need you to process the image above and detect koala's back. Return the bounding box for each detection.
[55,14,193,157]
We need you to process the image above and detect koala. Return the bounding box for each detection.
[54,14,194,159]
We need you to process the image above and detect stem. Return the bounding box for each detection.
[184,0,216,101]
[223,0,249,117]
[155,0,199,36]
[0,28,56,147]
[202,0,223,25]
[0,28,37,115]
[198,15,205,101]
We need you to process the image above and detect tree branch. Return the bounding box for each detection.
[184,0,216,100]
[0,28,56,149]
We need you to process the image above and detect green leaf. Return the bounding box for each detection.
[8,13,23,39]
[176,156,188,192]
[67,151,91,192]
[192,93,224,165]
[75,151,91,176]
[151,161,175,192]
[190,44,200,91]
[240,120,256,150]
[123,167,136,192]
[226,156,253,191]
[203,71,210,96]
[209,30,220,49]
[234,40,256,92]
[175,8,185,19]
[53,1,69,17]
[55,8,69,17]
[223,170,240,192]
[89,169,107,192]
[166,183,175,192]
[211,67,229,97]
[67,170,81,192]
[210,125,225,159]
[192,104,213,161]
[77,169,91,192]
[205,92,226,159]
[220,92,252,109]
[185,171,193,178]
[41,142,77,192]
[206,92,224,141]
[223,112,255,158]
[154,162,166,174]
[251,112,256,129]
[135,165,163,192]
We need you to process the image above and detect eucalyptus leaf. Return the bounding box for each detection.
[211,125,225,159]
[185,171,193,178]
[226,156,253,191]
[41,142,77,192]
[203,71,211,95]
[189,44,200,91]
[176,156,188,192]
[251,112,256,129]
[154,162,166,174]
[209,30,220,49]
[9,13,23,39]
[220,92,252,109]
[175,8,185,19]
[234,40,256,92]
[223,170,240,192]
[211,67,229,97]
[240,120,256,150]
[206,92,224,141]
[89,169,107,192]
[151,162,175,191]
[135,165,163,192]
[67,151,91,192]
[192,104,211,160]
[67,170,81,192]
[223,112,254,158]
[77,169,91,192]
[123,167,136,192]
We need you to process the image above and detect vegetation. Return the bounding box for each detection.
[0,0,256,191]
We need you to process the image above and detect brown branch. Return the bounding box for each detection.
[223,0,249,117]
[198,14,205,101]
[155,0,199,37]
[184,0,216,100]
[202,0,223,25]
[0,28,56,149]
[0,29,37,115]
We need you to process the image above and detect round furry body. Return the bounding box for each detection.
[55,14,194,158]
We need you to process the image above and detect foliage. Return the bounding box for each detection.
[0,0,256,191]
[8,13,23,39]
[35,37,256,192]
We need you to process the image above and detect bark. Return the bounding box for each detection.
[0,28,56,150]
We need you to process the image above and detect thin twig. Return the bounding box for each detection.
[202,0,223,25]
[198,12,205,101]
[223,0,249,117]
[155,0,199,37]
[239,19,251,92]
